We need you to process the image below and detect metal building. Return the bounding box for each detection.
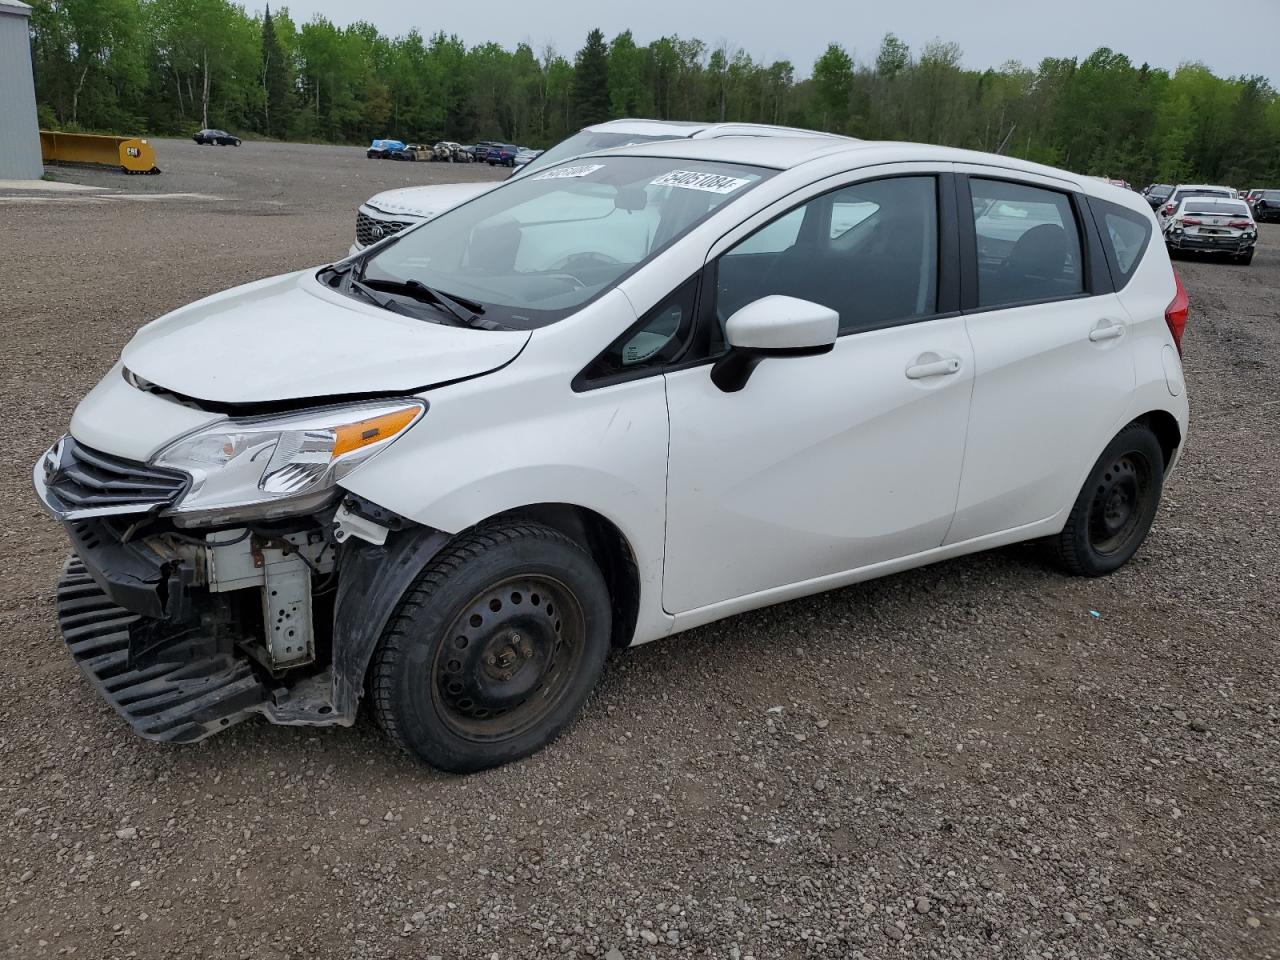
[0,0,43,179]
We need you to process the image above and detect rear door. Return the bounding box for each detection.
[947,168,1135,544]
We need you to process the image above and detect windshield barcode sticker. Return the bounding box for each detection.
[651,170,751,194]
[533,163,605,180]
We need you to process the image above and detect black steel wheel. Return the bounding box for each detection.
[1052,423,1165,576]
[371,521,611,772]
[431,574,585,742]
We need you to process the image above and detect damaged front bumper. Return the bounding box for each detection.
[38,442,450,743]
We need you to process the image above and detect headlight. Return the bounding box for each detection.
[154,400,424,525]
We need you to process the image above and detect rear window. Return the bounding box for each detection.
[1093,199,1152,287]
[1259,190,1280,201]
[1184,200,1250,217]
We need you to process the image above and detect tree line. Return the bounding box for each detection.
[26,0,1280,187]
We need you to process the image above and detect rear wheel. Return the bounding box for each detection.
[1235,248,1254,265]
[1051,423,1164,577]
[371,521,611,772]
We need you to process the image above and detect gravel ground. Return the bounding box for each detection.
[0,139,1277,960]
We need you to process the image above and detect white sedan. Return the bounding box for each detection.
[34,137,1189,771]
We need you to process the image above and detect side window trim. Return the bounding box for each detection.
[957,173,1099,315]
[1076,190,1114,295]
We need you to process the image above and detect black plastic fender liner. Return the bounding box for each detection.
[331,527,452,719]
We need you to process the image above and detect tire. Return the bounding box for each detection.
[1051,422,1165,577]
[1236,248,1254,265]
[371,521,612,772]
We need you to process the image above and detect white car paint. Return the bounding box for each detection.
[44,135,1190,665]
[121,271,530,404]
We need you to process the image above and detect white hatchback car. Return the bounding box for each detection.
[35,137,1190,771]
[351,118,846,254]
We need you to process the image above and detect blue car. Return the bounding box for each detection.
[367,139,406,159]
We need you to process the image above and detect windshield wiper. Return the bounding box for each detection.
[347,278,420,318]
[363,277,511,331]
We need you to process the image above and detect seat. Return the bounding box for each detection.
[995,223,1068,303]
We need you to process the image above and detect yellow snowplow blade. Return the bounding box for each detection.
[39,131,160,175]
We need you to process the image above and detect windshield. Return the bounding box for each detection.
[1184,200,1249,217]
[1259,190,1280,201]
[511,130,684,180]
[364,156,770,329]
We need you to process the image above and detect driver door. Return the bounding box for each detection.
[661,169,975,616]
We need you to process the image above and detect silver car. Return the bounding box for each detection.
[1163,197,1257,265]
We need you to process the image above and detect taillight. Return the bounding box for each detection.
[1228,219,1251,228]
[1163,203,1175,215]
[1165,273,1189,356]
[1181,217,1201,226]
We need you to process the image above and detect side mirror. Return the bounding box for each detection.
[712,296,839,393]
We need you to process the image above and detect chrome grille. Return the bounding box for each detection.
[355,211,412,248]
[43,438,187,514]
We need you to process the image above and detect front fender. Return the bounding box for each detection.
[331,526,451,718]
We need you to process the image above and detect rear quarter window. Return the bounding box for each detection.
[1092,199,1152,288]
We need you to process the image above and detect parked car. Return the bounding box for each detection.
[432,141,469,162]
[1250,189,1280,223]
[367,139,406,159]
[349,119,849,254]
[1143,184,1174,210]
[486,144,520,167]
[470,141,503,163]
[34,137,1188,772]
[1164,196,1256,264]
[1157,184,1235,222]
[193,129,241,146]
[514,148,543,168]
[392,143,428,161]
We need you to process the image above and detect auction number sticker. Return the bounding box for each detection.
[533,163,605,180]
[651,170,751,194]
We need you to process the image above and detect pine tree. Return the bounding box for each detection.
[572,28,611,127]
[261,5,292,137]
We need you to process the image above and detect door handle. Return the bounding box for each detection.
[905,356,962,380]
[1089,321,1126,342]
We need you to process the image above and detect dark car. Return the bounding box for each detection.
[194,129,241,146]
[1251,189,1280,223]
[471,141,502,163]
[1143,183,1173,210]
[487,144,519,167]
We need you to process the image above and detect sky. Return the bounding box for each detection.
[273,0,1280,85]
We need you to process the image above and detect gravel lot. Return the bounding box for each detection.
[1,138,1277,960]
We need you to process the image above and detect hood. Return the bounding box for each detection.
[121,271,530,406]
[365,182,496,220]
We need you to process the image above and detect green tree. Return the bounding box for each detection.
[572,28,611,126]
[260,5,292,136]
[811,43,853,131]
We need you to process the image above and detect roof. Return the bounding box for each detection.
[584,119,708,136]
[0,0,32,15]
[595,136,1089,181]
[592,135,862,170]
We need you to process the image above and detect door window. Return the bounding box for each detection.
[969,179,1083,308]
[713,176,939,347]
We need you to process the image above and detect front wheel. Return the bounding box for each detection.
[1051,423,1165,577]
[371,521,612,772]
